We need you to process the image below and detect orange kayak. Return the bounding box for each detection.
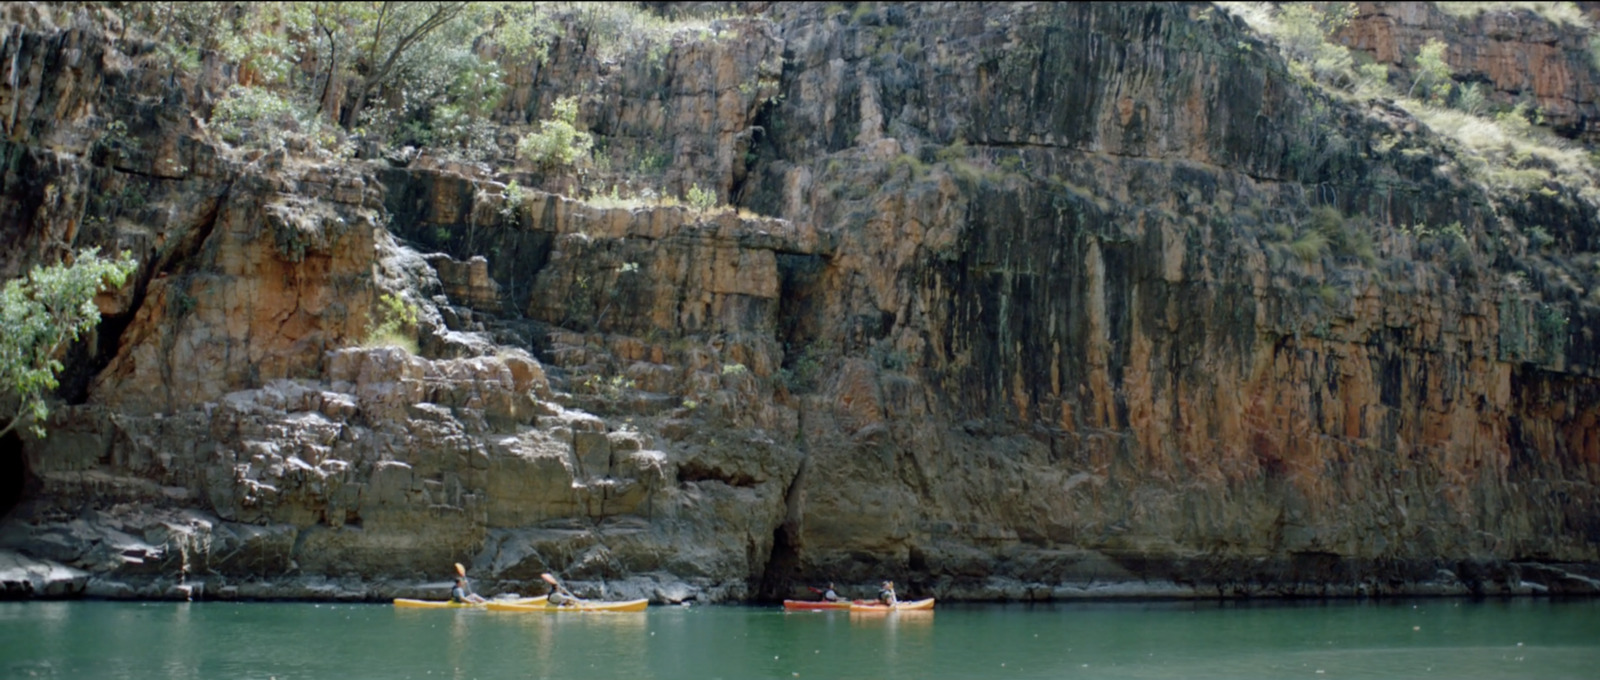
[849,598,935,612]
[783,599,853,610]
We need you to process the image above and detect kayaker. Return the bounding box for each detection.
[451,576,487,604]
[877,581,898,606]
[548,582,581,607]
[822,582,841,602]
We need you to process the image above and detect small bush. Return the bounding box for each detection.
[687,183,718,213]
[362,292,419,354]
[517,96,593,170]
[212,86,299,148]
[501,179,525,222]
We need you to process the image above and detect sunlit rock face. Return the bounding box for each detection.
[0,2,1596,602]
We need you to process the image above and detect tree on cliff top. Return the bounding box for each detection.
[338,2,472,130]
[0,248,137,439]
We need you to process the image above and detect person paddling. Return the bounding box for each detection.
[822,582,841,602]
[543,572,582,607]
[877,580,898,606]
[450,563,487,604]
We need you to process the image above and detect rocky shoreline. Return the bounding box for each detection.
[8,548,1597,604]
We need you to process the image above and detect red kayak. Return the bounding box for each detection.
[782,599,853,611]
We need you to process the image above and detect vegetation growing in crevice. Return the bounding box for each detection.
[362,292,420,354]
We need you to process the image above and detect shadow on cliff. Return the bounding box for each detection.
[0,432,25,518]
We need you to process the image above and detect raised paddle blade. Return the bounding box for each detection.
[541,573,560,586]
[455,563,466,577]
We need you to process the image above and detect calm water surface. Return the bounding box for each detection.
[1,598,1596,679]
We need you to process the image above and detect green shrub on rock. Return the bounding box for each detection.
[517,96,593,171]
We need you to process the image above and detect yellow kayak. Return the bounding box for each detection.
[486,598,649,613]
[393,595,549,609]
[849,598,935,612]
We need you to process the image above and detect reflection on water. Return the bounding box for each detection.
[495,608,652,680]
[0,599,1596,680]
[843,608,935,668]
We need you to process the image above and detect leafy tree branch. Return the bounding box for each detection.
[0,248,138,439]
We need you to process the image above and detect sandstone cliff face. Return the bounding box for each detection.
[1,2,1598,602]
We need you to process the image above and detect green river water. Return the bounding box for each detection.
[1,598,1596,679]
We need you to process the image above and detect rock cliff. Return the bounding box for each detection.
[1,2,1597,602]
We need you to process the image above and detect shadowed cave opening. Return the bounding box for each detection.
[0,432,26,518]
[758,522,802,601]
